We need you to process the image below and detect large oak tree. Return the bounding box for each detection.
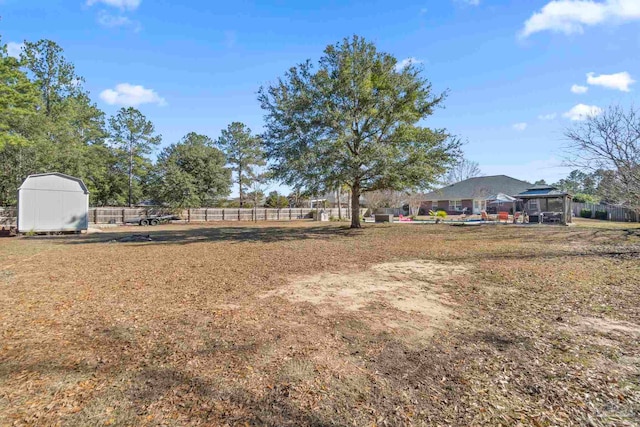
[259,36,460,228]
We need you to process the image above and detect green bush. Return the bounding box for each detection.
[595,210,608,220]
[573,193,598,203]
[580,209,592,218]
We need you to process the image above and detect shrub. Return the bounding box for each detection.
[434,210,447,223]
[573,193,598,203]
[595,210,608,220]
[580,209,592,218]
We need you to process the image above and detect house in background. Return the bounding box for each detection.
[422,175,531,214]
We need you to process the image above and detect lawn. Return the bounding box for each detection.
[1,222,639,426]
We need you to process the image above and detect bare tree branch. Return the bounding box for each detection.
[564,105,640,211]
[445,158,482,184]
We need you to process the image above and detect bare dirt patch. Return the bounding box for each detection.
[264,260,468,343]
[578,316,640,335]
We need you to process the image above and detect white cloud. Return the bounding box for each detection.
[462,0,480,5]
[6,41,24,58]
[86,0,140,11]
[520,0,640,38]
[395,57,423,71]
[538,113,557,120]
[563,103,603,121]
[586,71,635,92]
[99,83,166,107]
[571,84,589,94]
[512,122,528,131]
[97,11,141,31]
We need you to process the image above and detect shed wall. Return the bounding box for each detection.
[18,175,89,232]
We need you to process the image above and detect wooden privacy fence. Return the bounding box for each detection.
[0,207,16,227]
[572,202,639,222]
[0,207,364,226]
[96,207,367,224]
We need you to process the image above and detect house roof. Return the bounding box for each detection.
[423,175,531,201]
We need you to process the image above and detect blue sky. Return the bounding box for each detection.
[2,0,639,192]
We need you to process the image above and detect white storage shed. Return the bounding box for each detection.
[18,173,89,233]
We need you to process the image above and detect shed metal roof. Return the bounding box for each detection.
[19,172,89,194]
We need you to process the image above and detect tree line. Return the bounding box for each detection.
[2,35,462,227]
[5,34,634,228]
[0,38,269,209]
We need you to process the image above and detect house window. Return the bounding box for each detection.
[449,200,462,210]
[431,201,438,209]
[528,199,539,210]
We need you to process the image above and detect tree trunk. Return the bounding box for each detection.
[337,188,342,220]
[238,169,244,208]
[128,140,133,207]
[350,183,361,228]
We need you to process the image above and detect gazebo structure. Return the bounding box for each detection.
[515,185,573,225]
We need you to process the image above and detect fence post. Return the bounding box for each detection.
[238,209,241,221]
[277,209,280,220]
[94,209,98,224]
[222,209,225,221]
[187,208,191,222]
[121,208,125,224]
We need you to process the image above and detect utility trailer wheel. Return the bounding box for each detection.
[140,219,149,226]
[150,219,159,226]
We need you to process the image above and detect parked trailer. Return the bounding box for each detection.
[124,215,181,226]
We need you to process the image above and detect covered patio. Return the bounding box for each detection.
[485,193,518,214]
[515,185,573,225]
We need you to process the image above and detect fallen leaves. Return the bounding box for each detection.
[0,222,639,425]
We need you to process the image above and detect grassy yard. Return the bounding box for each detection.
[1,222,639,426]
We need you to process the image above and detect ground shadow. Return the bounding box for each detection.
[51,223,361,246]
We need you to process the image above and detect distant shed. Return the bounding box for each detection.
[18,173,89,233]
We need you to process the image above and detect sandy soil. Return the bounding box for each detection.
[263,260,467,345]
[1,221,639,426]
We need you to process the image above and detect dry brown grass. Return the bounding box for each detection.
[1,221,639,426]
